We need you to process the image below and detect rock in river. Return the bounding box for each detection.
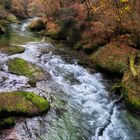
[0,91,50,116]
[0,91,50,129]
[7,58,46,81]
[0,45,25,55]
[91,42,137,74]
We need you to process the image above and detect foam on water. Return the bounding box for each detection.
[43,52,140,140]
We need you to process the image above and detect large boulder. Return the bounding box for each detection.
[28,19,46,32]
[90,42,137,73]
[122,66,140,114]
[7,58,46,81]
[0,91,50,116]
[7,58,48,87]
[0,45,25,55]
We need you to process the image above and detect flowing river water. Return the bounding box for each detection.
[0,19,140,140]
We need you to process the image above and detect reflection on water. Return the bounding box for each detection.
[0,19,41,46]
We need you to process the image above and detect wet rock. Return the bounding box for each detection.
[0,91,50,116]
[7,58,46,82]
[28,19,46,32]
[90,42,137,74]
[122,66,140,114]
[0,45,25,55]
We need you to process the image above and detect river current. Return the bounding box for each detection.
[0,19,140,140]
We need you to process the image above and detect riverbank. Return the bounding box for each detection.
[26,16,140,116]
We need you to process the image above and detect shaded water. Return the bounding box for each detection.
[0,19,140,140]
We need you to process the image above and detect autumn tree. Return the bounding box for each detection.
[0,0,12,10]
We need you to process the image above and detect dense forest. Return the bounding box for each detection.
[0,0,140,139]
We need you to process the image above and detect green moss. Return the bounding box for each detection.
[8,58,32,76]
[47,31,58,40]
[6,14,18,23]
[19,91,50,111]
[3,117,15,125]
[0,19,9,26]
[0,117,15,129]
[0,46,25,55]
[122,67,140,114]
[8,58,45,81]
[0,91,50,116]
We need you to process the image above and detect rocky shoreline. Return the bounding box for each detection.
[0,44,50,129]
[27,18,140,115]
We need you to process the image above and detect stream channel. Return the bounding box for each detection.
[0,19,140,140]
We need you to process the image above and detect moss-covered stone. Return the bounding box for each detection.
[28,19,46,32]
[122,66,140,114]
[0,91,50,116]
[0,19,9,26]
[0,45,25,55]
[0,117,15,129]
[46,31,58,40]
[8,58,46,81]
[90,43,137,74]
[6,14,18,23]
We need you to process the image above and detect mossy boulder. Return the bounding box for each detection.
[7,58,46,82]
[122,66,140,114]
[0,45,25,55]
[28,19,46,32]
[6,14,18,23]
[91,43,137,74]
[0,19,9,26]
[0,91,50,116]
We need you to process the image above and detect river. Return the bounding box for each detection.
[0,19,140,140]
